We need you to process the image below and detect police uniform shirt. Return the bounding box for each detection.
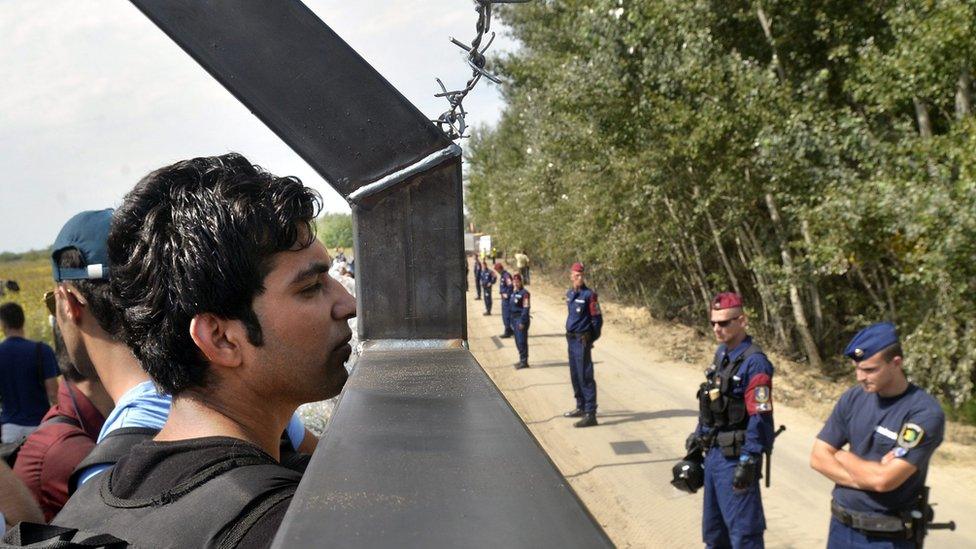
[565,285,602,337]
[511,288,530,322]
[817,384,945,514]
[499,271,513,298]
[480,269,496,287]
[696,336,775,456]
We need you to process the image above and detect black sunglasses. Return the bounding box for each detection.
[710,316,742,328]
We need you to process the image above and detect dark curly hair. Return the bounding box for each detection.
[108,153,322,396]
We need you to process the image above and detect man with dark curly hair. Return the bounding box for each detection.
[52,153,355,548]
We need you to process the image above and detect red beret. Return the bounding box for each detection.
[711,292,742,310]
[512,273,522,281]
[493,262,503,271]
[571,262,585,273]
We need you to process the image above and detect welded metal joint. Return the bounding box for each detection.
[347,143,462,204]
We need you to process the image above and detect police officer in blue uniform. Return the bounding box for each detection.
[810,322,946,548]
[496,263,514,338]
[563,262,602,428]
[473,255,482,301]
[689,292,775,549]
[479,260,496,316]
[510,273,530,369]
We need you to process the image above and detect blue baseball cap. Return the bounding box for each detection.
[844,322,899,362]
[51,209,113,282]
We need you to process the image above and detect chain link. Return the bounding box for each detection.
[434,0,530,140]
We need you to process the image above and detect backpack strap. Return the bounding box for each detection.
[732,343,764,368]
[69,428,160,494]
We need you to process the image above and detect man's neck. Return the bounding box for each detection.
[878,374,910,398]
[726,333,748,351]
[2,328,25,339]
[85,334,151,402]
[156,393,292,459]
[73,379,115,417]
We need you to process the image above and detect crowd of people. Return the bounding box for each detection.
[473,253,947,548]
[0,153,356,546]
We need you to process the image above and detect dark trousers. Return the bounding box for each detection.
[567,333,596,412]
[519,266,530,285]
[827,518,914,549]
[702,447,765,549]
[512,318,529,361]
[501,299,513,335]
[483,287,492,314]
[474,272,482,298]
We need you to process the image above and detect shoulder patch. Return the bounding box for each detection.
[897,423,924,449]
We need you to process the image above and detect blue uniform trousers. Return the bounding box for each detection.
[567,333,596,412]
[827,518,914,549]
[512,319,529,362]
[702,447,765,549]
[475,273,482,298]
[501,300,513,335]
[483,288,492,314]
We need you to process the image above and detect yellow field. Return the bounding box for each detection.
[0,258,55,347]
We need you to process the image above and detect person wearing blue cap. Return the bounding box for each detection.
[810,322,945,548]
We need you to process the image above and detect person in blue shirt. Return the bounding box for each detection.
[509,274,530,369]
[0,303,58,444]
[688,292,775,549]
[563,262,602,428]
[496,263,514,339]
[479,260,496,316]
[810,322,945,548]
[473,256,482,301]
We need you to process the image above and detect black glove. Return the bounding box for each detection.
[733,454,759,491]
[685,433,700,453]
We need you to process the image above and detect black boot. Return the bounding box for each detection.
[563,408,584,418]
[514,360,528,369]
[500,333,513,339]
[574,412,598,428]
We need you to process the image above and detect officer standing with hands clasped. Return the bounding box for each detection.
[563,262,602,428]
[479,260,496,316]
[473,255,482,301]
[810,322,947,548]
[686,292,775,549]
[510,273,530,369]
[496,263,514,338]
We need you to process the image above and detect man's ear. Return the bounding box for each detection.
[57,285,85,326]
[189,313,244,369]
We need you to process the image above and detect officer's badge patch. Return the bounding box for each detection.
[897,423,924,449]
[755,386,770,403]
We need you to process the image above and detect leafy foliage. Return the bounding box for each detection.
[317,213,354,249]
[467,0,976,406]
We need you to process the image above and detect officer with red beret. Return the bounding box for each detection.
[563,262,602,428]
[510,273,530,369]
[495,263,514,339]
[688,292,776,548]
[810,322,946,548]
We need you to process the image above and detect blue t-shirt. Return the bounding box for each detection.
[0,337,58,425]
[817,384,945,514]
[78,381,308,485]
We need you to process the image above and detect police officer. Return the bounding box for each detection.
[510,273,530,369]
[496,263,514,338]
[479,260,496,316]
[810,322,945,548]
[563,262,602,428]
[689,292,775,549]
[473,255,483,301]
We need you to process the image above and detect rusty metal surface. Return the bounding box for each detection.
[273,348,612,548]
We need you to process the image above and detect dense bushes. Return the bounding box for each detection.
[466,0,975,406]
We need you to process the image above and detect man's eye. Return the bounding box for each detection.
[301,282,323,295]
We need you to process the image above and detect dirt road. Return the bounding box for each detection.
[466,278,974,548]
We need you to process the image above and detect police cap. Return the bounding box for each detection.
[844,322,899,362]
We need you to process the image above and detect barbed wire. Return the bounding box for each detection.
[434,0,530,140]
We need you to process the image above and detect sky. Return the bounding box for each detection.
[0,0,516,253]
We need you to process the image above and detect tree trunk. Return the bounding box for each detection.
[800,218,824,340]
[756,5,787,83]
[736,226,789,347]
[764,192,823,369]
[957,67,972,120]
[914,97,934,138]
[696,185,743,296]
[664,196,711,303]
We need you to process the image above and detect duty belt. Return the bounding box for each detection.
[831,500,912,539]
